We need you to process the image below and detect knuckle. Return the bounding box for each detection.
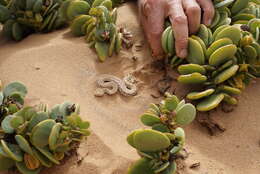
[143,3,151,13]
[142,0,158,15]
[172,15,187,25]
[176,38,188,48]
[148,30,163,38]
[169,0,179,5]
[145,0,159,7]
[187,5,200,15]
[146,0,155,3]
[204,7,215,16]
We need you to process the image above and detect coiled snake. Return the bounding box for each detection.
[94,74,138,97]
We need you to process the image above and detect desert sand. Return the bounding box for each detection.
[1,2,260,174]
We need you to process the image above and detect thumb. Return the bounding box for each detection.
[139,0,166,58]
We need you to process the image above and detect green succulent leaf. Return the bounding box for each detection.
[28,112,49,131]
[175,104,196,126]
[127,130,138,148]
[133,129,171,152]
[174,127,185,143]
[95,41,109,62]
[15,107,37,121]
[140,113,161,126]
[3,82,27,98]
[66,114,83,127]
[127,158,155,174]
[10,115,25,129]
[15,135,33,155]
[0,92,3,105]
[1,140,23,162]
[152,123,170,133]
[59,101,74,116]
[197,94,225,112]
[49,123,62,151]
[163,95,179,111]
[31,148,53,168]
[16,162,41,174]
[49,104,62,120]
[0,156,15,171]
[67,0,90,21]
[79,121,90,129]
[35,146,60,165]
[0,5,10,23]
[0,144,9,158]
[31,119,56,147]
[9,92,24,105]
[1,115,15,134]
[161,162,177,174]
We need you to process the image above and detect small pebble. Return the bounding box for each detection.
[132,56,138,61]
[190,162,200,169]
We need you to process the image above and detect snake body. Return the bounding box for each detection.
[94,74,138,97]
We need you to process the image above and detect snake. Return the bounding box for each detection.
[94,74,138,97]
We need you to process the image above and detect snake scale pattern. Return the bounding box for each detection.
[94,74,138,97]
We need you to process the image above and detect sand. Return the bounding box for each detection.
[1,2,260,174]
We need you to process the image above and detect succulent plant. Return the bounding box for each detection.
[60,0,122,62]
[0,0,124,60]
[0,81,90,174]
[83,0,124,8]
[0,81,27,118]
[127,93,196,174]
[161,0,260,112]
[231,1,260,25]
[0,0,67,41]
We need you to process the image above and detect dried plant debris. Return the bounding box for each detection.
[0,81,91,174]
[161,0,260,113]
[156,76,173,96]
[133,41,144,52]
[120,27,134,49]
[196,113,226,136]
[189,162,200,169]
[127,93,196,174]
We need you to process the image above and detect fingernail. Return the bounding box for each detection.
[179,49,187,58]
[206,18,212,26]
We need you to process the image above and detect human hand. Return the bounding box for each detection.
[138,0,215,59]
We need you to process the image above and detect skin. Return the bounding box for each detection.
[138,0,215,59]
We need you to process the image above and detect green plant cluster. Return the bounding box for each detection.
[0,81,91,174]
[162,0,260,112]
[60,0,122,62]
[231,0,260,25]
[127,93,196,174]
[85,0,124,7]
[0,0,68,41]
[0,0,123,60]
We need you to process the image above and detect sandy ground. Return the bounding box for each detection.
[1,2,260,174]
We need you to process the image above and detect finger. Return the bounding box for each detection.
[183,0,201,34]
[196,0,215,26]
[139,0,166,58]
[168,0,188,58]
